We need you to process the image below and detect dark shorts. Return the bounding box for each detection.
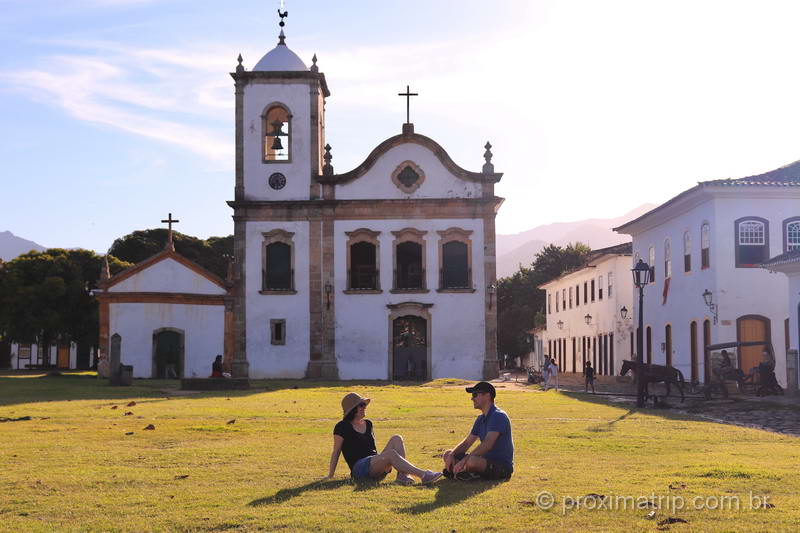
[452,452,513,480]
[351,455,388,480]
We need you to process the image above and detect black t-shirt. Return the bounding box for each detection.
[333,419,377,470]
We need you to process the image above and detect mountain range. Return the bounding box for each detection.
[0,231,46,261]
[496,203,656,278]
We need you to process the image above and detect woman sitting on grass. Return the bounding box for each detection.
[325,392,442,485]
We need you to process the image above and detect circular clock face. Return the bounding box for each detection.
[268,172,286,190]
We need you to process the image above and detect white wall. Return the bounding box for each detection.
[8,342,82,370]
[109,258,226,294]
[243,82,312,201]
[245,220,310,378]
[108,302,224,378]
[335,143,483,200]
[542,254,634,374]
[334,218,486,380]
[631,194,798,384]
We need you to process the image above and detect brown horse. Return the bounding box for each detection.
[620,360,685,403]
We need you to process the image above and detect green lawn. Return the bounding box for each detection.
[0,372,798,532]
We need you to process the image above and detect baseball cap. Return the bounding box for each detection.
[465,381,496,399]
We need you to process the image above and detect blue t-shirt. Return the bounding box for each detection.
[470,404,514,469]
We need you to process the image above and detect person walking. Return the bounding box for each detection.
[584,360,595,393]
[545,358,559,391]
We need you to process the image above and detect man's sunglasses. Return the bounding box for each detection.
[471,392,487,399]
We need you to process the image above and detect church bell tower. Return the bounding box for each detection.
[232,8,330,202]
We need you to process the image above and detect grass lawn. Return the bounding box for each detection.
[1,372,798,532]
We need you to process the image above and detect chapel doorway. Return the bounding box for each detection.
[153,329,184,379]
[76,341,91,370]
[57,343,70,369]
[737,315,770,374]
[392,316,428,381]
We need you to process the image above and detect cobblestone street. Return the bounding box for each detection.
[494,370,800,436]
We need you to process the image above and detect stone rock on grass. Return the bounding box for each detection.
[144,424,155,430]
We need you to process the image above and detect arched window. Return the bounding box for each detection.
[346,229,381,291]
[261,229,295,292]
[683,231,692,273]
[263,104,290,161]
[648,246,656,283]
[735,217,769,267]
[664,238,672,279]
[350,242,378,289]
[701,222,710,269]
[397,242,424,289]
[784,217,800,252]
[437,228,473,291]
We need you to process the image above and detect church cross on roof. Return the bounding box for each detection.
[161,212,180,250]
[398,84,418,125]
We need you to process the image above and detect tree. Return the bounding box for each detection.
[0,249,130,362]
[496,243,592,361]
[109,229,233,279]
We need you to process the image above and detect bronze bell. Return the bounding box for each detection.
[271,135,284,151]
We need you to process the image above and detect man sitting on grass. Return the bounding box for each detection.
[442,381,514,481]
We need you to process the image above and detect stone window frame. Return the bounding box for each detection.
[664,238,672,279]
[734,216,769,268]
[270,319,287,345]
[598,275,604,300]
[701,222,711,269]
[437,227,475,293]
[683,230,692,273]
[607,271,613,298]
[260,229,297,294]
[345,228,382,294]
[391,228,428,294]
[261,102,292,164]
[391,160,426,194]
[648,246,656,284]
[783,216,800,253]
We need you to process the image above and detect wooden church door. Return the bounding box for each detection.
[393,316,427,381]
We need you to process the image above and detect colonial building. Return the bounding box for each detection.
[539,243,634,375]
[226,20,503,380]
[614,161,800,385]
[95,235,234,379]
[4,341,91,370]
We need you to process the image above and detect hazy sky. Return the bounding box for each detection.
[2,0,799,252]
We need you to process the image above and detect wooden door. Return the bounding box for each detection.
[57,344,70,369]
[737,316,770,373]
[393,316,427,381]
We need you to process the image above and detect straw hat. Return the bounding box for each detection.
[341,392,371,417]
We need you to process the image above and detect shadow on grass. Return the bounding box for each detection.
[0,372,468,407]
[396,479,503,515]
[586,409,635,432]
[248,478,381,506]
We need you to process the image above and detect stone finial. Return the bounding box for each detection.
[278,29,286,45]
[322,143,334,176]
[310,53,319,73]
[100,255,110,282]
[482,141,494,174]
[236,54,244,74]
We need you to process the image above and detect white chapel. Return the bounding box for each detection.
[98,15,504,381]
[229,16,504,381]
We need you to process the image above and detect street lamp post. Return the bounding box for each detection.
[632,259,651,408]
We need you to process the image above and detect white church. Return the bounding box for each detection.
[95,16,503,381]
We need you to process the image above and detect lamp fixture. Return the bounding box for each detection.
[584,313,592,325]
[488,283,496,310]
[557,320,564,330]
[631,259,651,289]
[620,306,628,320]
